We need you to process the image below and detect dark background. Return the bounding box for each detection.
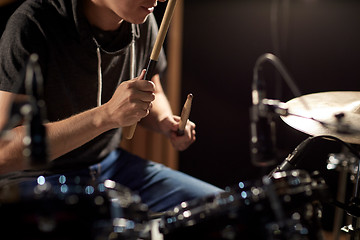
[175,0,360,231]
[2,0,360,232]
[176,0,360,187]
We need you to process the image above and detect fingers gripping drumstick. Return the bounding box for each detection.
[177,93,193,136]
[123,0,178,140]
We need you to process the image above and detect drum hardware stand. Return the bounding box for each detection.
[148,218,164,240]
[23,53,48,167]
[330,146,360,240]
[327,150,357,240]
[251,53,309,174]
[267,136,316,180]
[0,54,48,166]
[262,176,288,238]
[262,175,307,240]
[348,155,360,240]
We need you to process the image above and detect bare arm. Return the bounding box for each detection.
[139,74,174,133]
[0,92,116,174]
[0,70,155,174]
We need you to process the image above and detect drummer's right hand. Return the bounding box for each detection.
[102,69,155,128]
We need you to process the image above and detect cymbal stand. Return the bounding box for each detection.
[350,157,360,240]
[327,151,355,240]
[339,150,360,240]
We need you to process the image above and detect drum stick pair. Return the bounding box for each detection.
[123,92,193,138]
[123,0,192,139]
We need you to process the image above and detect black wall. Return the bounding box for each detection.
[178,0,360,190]
[178,1,360,230]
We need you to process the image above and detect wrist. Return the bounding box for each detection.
[158,114,176,137]
[92,104,116,130]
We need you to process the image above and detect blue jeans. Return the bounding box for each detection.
[45,148,223,212]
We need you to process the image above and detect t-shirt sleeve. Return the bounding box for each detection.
[0,11,48,94]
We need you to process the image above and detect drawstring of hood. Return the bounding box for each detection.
[95,44,103,107]
[130,24,140,79]
[92,37,103,107]
[93,23,139,107]
[88,23,139,180]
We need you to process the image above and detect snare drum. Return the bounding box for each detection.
[159,169,328,240]
[0,176,150,240]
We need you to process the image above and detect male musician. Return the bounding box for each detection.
[0,0,222,212]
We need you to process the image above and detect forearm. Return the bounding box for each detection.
[46,105,113,159]
[0,126,28,173]
[0,105,113,174]
[140,92,173,133]
[0,71,155,174]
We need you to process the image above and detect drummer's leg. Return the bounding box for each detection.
[98,148,223,212]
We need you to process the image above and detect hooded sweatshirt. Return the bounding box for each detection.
[0,0,167,174]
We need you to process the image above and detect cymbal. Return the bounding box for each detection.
[280,91,360,144]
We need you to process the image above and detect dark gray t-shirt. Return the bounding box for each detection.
[0,0,167,174]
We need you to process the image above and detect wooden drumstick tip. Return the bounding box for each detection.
[177,93,193,136]
[123,122,137,140]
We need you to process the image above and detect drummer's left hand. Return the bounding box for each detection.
[160,115,196,151]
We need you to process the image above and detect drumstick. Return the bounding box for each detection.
[123,0,178,140]
[177,93,193,136]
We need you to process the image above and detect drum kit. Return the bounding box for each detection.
[0,50,359,239]
[1,86,360,240]
[0,47,358,239]
[156,90,360,240]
